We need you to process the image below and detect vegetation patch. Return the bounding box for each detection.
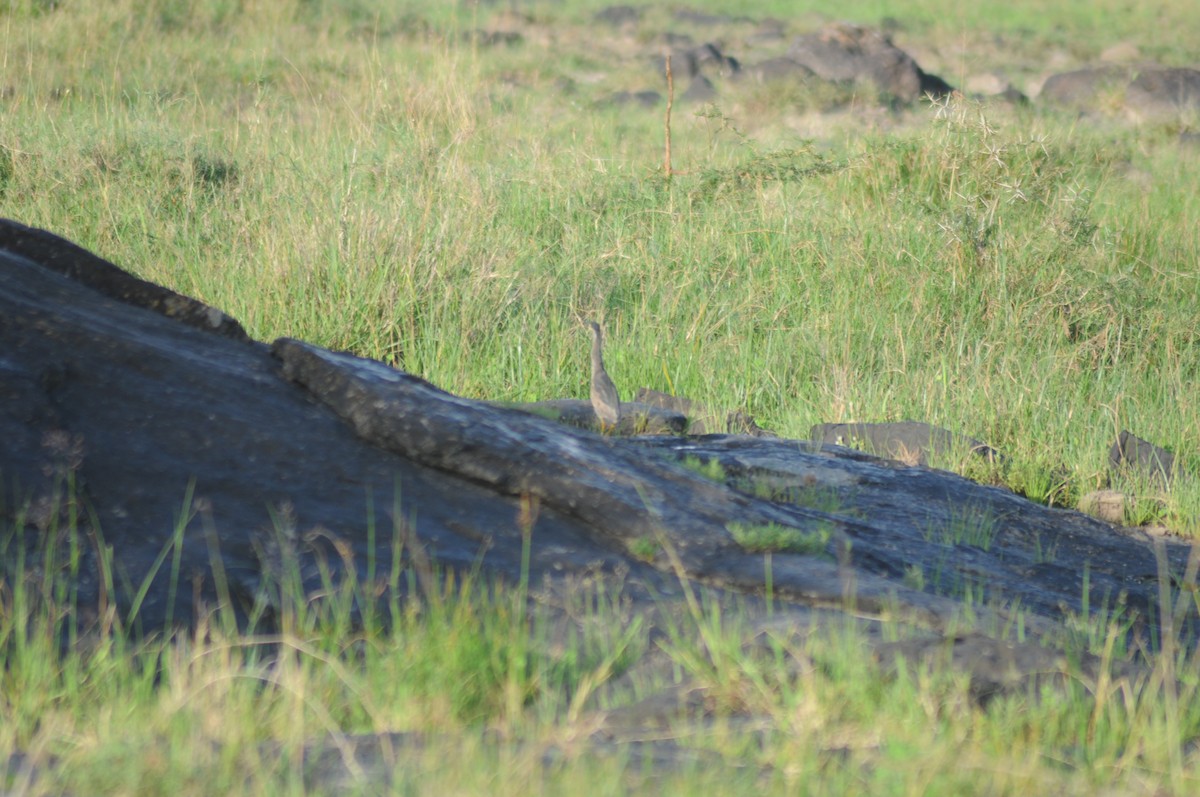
[628,536,660,561]
[923,505,1002,550]
[678,455,729,483]
[727,520,831,555]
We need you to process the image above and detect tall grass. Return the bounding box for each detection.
[4,487,1200,794]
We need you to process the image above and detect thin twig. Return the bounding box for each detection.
[664,54,673,178]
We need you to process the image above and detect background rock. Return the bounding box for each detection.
[1125,67,1200,116]
[786,23,953,103]
[810,421,1001,465]
[1110,429,1178,486]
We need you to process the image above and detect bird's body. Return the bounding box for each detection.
[587,321,621,430]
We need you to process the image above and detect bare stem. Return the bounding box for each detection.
[664,54,673,179]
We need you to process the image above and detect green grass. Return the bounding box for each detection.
[678,456,729,483]
[727,520,833,555]
[627,536,660,562]
[924,505,1002,551]
[4,0,1200,792]
[5,496,1200,795]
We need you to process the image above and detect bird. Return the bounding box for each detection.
[586,320,621,431]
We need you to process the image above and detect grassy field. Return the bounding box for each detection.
[5,509,1200,795]
[3,0,1200,792]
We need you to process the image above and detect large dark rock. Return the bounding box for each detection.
[734,56,817,86]
[1110,429,1178,486]
[787,23,953,103]
[1038,66,1127,109]
[1037,65,1200,117]
[1125,67,1200,116]
[2,218,1197,679]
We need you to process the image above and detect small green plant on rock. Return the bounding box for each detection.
[628,536,659,562]
[903,563,926,591]
[749,480,851,516]
[923,505,1000,550]
[726,521,831,556]
[678,455,727,483]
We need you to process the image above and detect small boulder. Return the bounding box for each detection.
[786,23,952,103]
[1125,67,1200,117]
[593,5,642,28]
[1109,429,1177,486]
[965,73,1010,96]
[1037,66,1126,108]
[634,388,772,436]
[811,421,1001,466]
[1078,490,1128,525]
[1099,41,1141,64]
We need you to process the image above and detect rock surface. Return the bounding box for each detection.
[1125,67,1200,116]
[810,421,1002,465]
[3,217,1195,640]
[3,219,1199,781]
[1037,66,1126,107]
[1110,429,1178,486]
[786,23,953,103]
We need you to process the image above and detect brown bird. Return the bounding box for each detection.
[587,320,621,430]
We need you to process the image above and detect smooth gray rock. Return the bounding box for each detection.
[7,218,1200,788]
[1038,66,1126,108]
[1110,429,1177,486]
[1125,67,1200,116]
[787,23,952,103]
[1,218,1196,658]
[810,421,1002,465]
